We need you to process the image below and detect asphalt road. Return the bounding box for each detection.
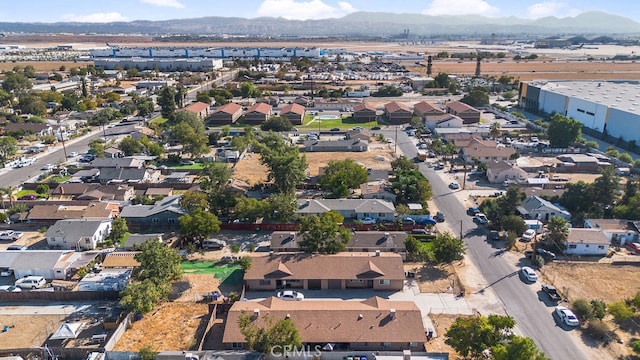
[388,129,588,360]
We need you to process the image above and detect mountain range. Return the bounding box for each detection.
[1,11,638,36]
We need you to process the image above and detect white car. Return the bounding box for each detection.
[41,163,55,171]
[520,266,538,283]
[449,182,460,190]
[0,230,24,241]
[521,229,536,242]
[474,213,489,224]
[555,306,580,327]
[15,276,47,289]
[276,290,304,301]
[67,151,79,158]
[0,285,22,293]
[360,217,376,225]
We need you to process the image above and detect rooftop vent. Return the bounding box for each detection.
[390,308,396,319]
[358,314,364,320]
[254,309,260,316]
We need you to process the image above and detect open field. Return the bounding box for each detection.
[0,314,63,349]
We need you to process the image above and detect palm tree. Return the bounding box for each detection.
[490,122,501,139]
[546,217,569,248]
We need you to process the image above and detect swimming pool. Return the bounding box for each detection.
[317,115,341,120]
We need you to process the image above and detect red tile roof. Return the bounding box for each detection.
[183,101,209,113]
[281,103,305,115]
[384,101,411,113]
[246,102,273,115]
[446,100,479,113]
[413,101,444,114]
[213,102,242,115]
[353,103,376,112]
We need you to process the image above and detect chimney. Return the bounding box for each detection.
[358,314,363,320]
[253,309,260,317]
[285,313,290,319]
[390,308,396,319]
[375,250,381,257]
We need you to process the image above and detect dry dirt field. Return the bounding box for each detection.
[0,314,64,349]
[232,140,401,188]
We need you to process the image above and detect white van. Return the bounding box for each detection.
[15,276,47,289]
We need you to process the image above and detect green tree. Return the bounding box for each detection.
[546,216,569,247]
[135,239,183,284]
[239,256,252,271]
[391,167,432,206]
[298,211,350,254]
[109,217,129,243]
[89,139,106,158]
[489,121,501,139]
[2,71,32,94]
[501,214,527,236]
[492,336,550,360]
[590,299,607,320]
[171,122,209,159]
[433,72,452,88]
[432,231,465,263]
[138,345,158,360]
[179,209,221,241]
[158,86,177,120]
[118,136,142,156]
[18,94,47,116]
[233,197,268,223]
[36,184,50,196]
[196,91,211,104]
[591,166,620,210]
[632,339,640,355]
[391,156,418,173]
[238,313,302,353]
[267,192,298,223]
[179,191,209,213]
[571,298,594,321]
[319,159,369,198]
[0,136,18,166]
[445,314,516,358]
[120,279,169,315]
[240,82,260,98]
[260,116,294,132]
[547,114,582,147]
[607,301,634,323]
[256,132,308,194]
[460,88,489,107]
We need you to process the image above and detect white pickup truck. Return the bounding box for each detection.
[0,230,24,241]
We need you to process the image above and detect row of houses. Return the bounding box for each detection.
[207,102,306,125]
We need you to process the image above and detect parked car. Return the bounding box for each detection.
[473,213,489,224]
[555,306,579,327]
[371,126,381,130]
[521,229,536,242]
[0,230,24,241]
[15,276,47,289]
[536,248,556,259]
[330,128,340,132]
[411,229,428,235]
[0,285,21,293]
[433,212,445,222]
[467,207,480,216]
[489,230,500,241]
[402,218,417,225]
[360,217,376,225]
[449,182,460,190]
[0,269,14,277]
[41,163,55,171]
[17,195,36,201]
[520,266,538,283]
[67,151,79,158]
[276,290,304,301]
[542,284,562,302]
[6,245,28,251]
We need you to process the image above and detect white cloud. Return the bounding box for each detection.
[62,12,129,23]
[422,0,499,16]
[527,1,579,18]
[255,0,357,20]
[140,0,185,8]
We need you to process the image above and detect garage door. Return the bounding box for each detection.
[308,279,321,290]
[328,279,341,289]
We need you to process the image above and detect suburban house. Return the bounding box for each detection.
[208,103,243,124]
[556,154,604,173]
[182,101,211,119]
[459,137,516,164]
[244,253,405,291]
[384,101,413,124]
[345,128,371,142]
[302,139,369,152]
[22,202,119,225]
[121,233,164,251]
[3,122,53,137]
[75,185,136,202]
[424,114,464,130]
[163,171,192,183]
[584,219,640,246]
[360,180,397,203]
[565,228,610,256]
[0,250,96,280]
[445,101,481,124]
[270,231,407,259]
[45,219,113,251]
[102,251,141,269]
[243,103,273,124]
[50,183,102,200]
[98,167,160,184]
[413,101,445,119]
[486,161,528,184]
[297,199,395,222]
[293,96,314,107]
[67,169,100,183]
[89,157,145,169]
[119,195,186,230]
[145,188,174,198]
[103,146,124,159]
[352,103,377,123]
[280,103,305,125]
[78,269,132,292]
[517,195,571,222]
[222,297,427,351]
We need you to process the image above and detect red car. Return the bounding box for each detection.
[18,195,36,200]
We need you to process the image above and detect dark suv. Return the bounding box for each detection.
[489,230,500,241]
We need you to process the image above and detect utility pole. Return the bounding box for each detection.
[460,220,464,240]
[394,125,398,154]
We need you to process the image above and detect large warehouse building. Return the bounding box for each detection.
[520,80,640,143]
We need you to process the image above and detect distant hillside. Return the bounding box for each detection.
[0,11,638,36]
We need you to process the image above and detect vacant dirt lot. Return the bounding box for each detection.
[0,314,63,349]
[113,302,210,352]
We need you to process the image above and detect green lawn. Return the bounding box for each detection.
[302,115,380,130]
[181,261,243,284]
[46,175,72,183]
[150,117,168,125]
[167,163,206,170]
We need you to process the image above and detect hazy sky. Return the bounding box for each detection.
[0,0,636,23]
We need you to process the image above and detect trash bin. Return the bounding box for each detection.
[213,292,219,301]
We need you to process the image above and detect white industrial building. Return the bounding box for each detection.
[520,80,640,143]
[94,58,223,72]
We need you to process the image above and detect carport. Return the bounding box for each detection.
[307,279,321,290]
[327,279,342,289]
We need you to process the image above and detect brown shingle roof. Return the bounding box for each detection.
[567,228,610,245]
[384,101,411,113]
[244,253,405,281]
[102,252,141,268]
[213,102,242,115]
[413,101,444,115]
[353,103,376,112]
[223,297,427,344]
[281,103,305,115]
[183,101,209,113]
[246,102,272,115]
[446,100,479,113]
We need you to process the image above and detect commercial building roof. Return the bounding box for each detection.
[532,80,640,114]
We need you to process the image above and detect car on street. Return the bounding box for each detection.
[330,127,340,131]
[467,207,480,216]
[0,230,24,241]
[555,306,579,327]
[17,195,36,201]
[536,248,556,259]
[15,276,47,289]
[449,182,460,190]
[520,266,538,283]
[521,229,536,242]
[67,151,79,158]
[411,229,428,235]
[41,163,55,171]
[473,213,489,224]
[489,230,500,241]
[6,245,28,251]
[433,212,445,222]
[0,285,22,293]
[386,138,393,143]
[371,126,381,130]
[276,290,304,301]
[542,284,562,302]
[360,217,376,225]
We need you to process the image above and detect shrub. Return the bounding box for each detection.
[608,301,634,323]
[572,298,593,321]
[585,319,611,342]
[36,184,50,195]
[590,300,607,320]
[632,339,640,354]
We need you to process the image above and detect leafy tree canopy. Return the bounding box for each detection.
[298,211,350,254]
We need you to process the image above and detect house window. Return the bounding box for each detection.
[350,279,363,283]
[232,343,243,349]
[598,245,605,250]
[378,213,384,217]
[259,280,271,285]
[382,342,391,349]
[379,279,390,286]
[410,342,418,348]
[151,218,160,223]
[168,218,176,224]
[569,244,577,249]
